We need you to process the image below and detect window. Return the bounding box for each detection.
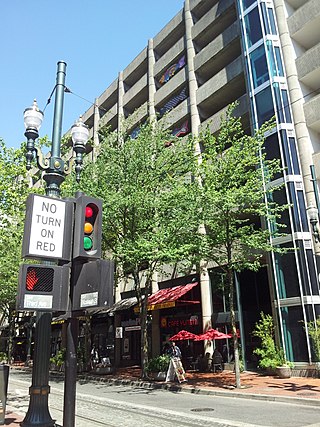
[275,245,299,298]
[274,47,284,76]
[273,83,284,123]
[280,306,308,362]
[270,188,292,234]
[266,42,284,78]
[268,7,277,35]
[273,84,292,124]
[289,137,300,175]
[255,86,274,126]
[279,130,292,175]
[244,7,263,47]
[280,130,300,175]
[282,89,292,123]
[264,132,283,180]
[261,3,277,36]
[297,191,308,232]
[242,0,256,9]
[250,45,269,88]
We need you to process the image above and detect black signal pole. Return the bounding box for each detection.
[22,61,89,427]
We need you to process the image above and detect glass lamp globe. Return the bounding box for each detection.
[71,116,89,149]
[307,205,319,224]
[23,99,44,131]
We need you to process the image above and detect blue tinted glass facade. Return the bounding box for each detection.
[237,0,318,363]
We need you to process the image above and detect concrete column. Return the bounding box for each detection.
[92,98,100,162]
[148,38,156,120]
[274,0,320,253]
[184,0,201,139]
[118,71,124,142]
[184,0,213,355]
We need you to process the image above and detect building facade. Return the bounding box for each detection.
[76,0,320,368]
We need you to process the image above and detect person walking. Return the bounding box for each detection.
[165,341,186,383]
[168,341,182,358]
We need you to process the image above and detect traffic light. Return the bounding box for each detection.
[17,264,70,312]
[72,259,114,311]
[73,194,102,260]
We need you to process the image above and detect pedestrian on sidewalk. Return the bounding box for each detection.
[165,342,186,383]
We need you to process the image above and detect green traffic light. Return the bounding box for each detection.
[84,236,93,250]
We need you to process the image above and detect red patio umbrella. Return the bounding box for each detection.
[169,330,199,341]
[195,329,230,341]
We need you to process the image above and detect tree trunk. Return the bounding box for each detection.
[8,309,14,364]
[134,271,152,380]
[228,268,241,388]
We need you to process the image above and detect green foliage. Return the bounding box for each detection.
[306,317,320,362]
[146,354,170,373]
[0,140,37,316]
[0,352,8,363]
[193,103,289,387]
[195,103,287,273]
[253,312,293,369]
[68,119,200,277]
[50,348,66,368]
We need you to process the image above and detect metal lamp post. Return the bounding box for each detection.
[22,61,89,427]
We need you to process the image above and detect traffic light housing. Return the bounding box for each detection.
[72,259,114,311]
[73,195,102,260]
[17,264,70,312]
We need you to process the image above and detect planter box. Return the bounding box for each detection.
[149,371,166,381]
[95,366,113,374]
[275,366,291,379]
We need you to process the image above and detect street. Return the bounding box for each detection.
[7,370,320,427]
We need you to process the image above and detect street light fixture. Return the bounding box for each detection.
[21,61,89,427]
[307,204,320,243]
[71,115,89,182]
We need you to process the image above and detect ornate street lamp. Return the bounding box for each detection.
[307,205,320,243]
[21,61,89,427]
[71,115,89,182]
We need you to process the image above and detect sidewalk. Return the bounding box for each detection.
[5,367,320,426]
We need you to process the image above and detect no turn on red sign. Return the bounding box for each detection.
[22,194,74,261]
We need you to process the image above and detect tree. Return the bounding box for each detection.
[195,104,286,388]
[72,120,200,378]
[0,140,34,360]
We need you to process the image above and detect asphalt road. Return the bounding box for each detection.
[7,370,320,427]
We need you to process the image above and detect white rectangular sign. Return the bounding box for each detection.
[80,292,98,308]
[28,195,66,258]
[24,294,53,309]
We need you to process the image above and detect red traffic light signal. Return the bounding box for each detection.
[17,264,70,311]
[25,266,54,292]
[73,195,102,260]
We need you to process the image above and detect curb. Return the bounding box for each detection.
[80,374,320,407]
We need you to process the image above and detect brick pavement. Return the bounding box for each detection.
[111,366,320,401]
[4,367,320,426]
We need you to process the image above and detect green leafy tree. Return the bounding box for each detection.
[195,104,287,388]
[71,120,200,378]
[0,140,36,360]
[306,317,320,363]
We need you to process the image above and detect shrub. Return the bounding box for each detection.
[50,348,66,369]
[253,312,293,370]
[146,355,170,373]
[0,352,8,363]
[306,317,320,362]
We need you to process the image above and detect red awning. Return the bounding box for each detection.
[146,282,199,311]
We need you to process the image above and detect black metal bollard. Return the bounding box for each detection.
[0,365,9,425]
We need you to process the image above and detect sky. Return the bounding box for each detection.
[1,1,184,149]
